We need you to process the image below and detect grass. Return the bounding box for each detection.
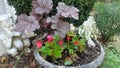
[99,43,120,68]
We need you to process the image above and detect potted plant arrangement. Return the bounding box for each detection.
[12,0,105,68]
[34,33,105,68]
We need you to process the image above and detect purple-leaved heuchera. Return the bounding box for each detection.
[15,0,79,39]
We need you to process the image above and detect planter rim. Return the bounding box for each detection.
[34,40,105,68]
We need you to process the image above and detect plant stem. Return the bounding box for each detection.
[13,48,26,68]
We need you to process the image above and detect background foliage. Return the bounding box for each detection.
[8,0,96,27]
[99,43,120,68]
[8,0,32,15]
[97,0,120,2]
[93,2,120,42]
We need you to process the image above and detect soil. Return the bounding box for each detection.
[0,51,41,68]
[46,42,101,66]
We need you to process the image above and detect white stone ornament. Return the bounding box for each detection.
[70,24,75,32]
[7,48,18,56]
[23,39,30,47]
[0,40,7,56]
[24,31,37,38]
[13,38,24,50]
[0,0,6,15]
[78,16,96,47]
[87,38,96,48]
[0,0,30,56]
[0,21,13,49]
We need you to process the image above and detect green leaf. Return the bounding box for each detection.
[63,44,67,48]
[74,46,79,50]
[54,35,60,41]
[45,42,51,47]
[54,44,63,52]
[67,31,73,36]
[40,46,53,56]
[69,49,74,55]
[72,36,78,41]
[80,38,86,45]
[64,57,73,65]
[54,50,62,58]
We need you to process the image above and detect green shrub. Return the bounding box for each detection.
[93,2,120,42]
[97,0,120,2]
[8,0,32,15]
[8,0,96,26]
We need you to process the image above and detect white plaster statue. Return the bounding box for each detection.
[69,16,98,48]
[78,16,97,48]
[0,0,30,56]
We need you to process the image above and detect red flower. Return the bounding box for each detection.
[47,35,54,42]
[36,40,43,48]
[67,36,71,41]
[59,40,64,45]
[74,41,79,45]
[59,40,64,48]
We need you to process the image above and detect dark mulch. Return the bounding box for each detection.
[0,51,41,68]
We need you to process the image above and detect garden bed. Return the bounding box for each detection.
[0,51,41,68]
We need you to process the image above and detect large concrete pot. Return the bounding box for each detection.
[34,40,105,68]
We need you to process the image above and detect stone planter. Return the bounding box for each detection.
[34,40,105,68]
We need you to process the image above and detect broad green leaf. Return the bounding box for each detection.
[40,46,53,56]
[80,38,86,45]
[54,51,62,58]
[45,42,51,47]
[39,46,46,52]
[72,36,78,41]
[54,44,63,52]
[67,31,73,36]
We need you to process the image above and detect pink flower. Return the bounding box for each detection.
[47,35,54,42]
[36,40,43,48]
[59,40,64,48]
[59,40,64,45]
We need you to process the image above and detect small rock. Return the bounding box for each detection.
[24,31,36,38]
[7,48,18,56]
[70,24,75,32]
[13,38,23,50]
[23,39,30,47]
[25,48,31,53]
[13,31,21,36]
